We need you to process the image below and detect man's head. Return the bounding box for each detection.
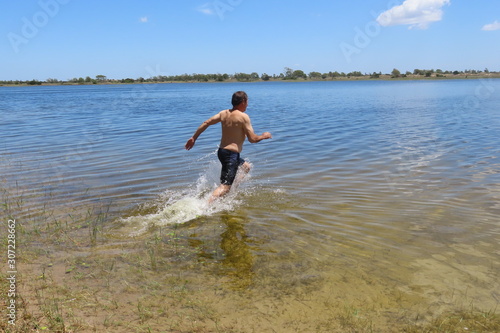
[231,91,248,110]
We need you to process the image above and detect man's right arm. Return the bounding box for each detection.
[185,112,222,150]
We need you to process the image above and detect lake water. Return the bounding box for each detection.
[1,80,499,327]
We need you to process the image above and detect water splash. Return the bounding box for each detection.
[122,159,250,235]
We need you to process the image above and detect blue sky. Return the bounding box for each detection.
[1,0,499,81]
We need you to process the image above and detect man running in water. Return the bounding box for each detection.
[185,91,272,202]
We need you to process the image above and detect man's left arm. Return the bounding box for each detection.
[243,115,272,144]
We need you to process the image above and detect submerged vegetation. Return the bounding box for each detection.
[1,180,499,332]
[1,67,499,86]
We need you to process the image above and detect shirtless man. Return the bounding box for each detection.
[185,91,272,202]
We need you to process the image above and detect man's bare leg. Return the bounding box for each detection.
[209,163,251,204]
[240,161,251,174]
[208,184,231,204]
[236,162,251,182]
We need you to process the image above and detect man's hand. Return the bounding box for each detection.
[262,132,272,140]
[185,137,195,150]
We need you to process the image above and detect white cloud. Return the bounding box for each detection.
[196,3,215,16]
[482,20,500,31]
[377,0,451,30]
[139,16,148,23]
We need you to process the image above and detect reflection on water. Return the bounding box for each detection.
[218,216,254,288]
[1,80,499,327]
[192,214,257,289]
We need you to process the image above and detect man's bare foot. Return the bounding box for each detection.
[208,184,231,204]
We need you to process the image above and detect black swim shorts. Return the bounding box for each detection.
[217,148,245,185]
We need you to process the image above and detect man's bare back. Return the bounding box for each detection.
[219,109,255,153]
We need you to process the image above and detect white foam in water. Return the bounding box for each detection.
[123,159,251,236]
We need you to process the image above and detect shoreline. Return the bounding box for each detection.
[1,73,500,87]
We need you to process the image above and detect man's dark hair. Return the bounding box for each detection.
[231,91,248,107]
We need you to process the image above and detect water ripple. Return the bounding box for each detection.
[1,81,499,309]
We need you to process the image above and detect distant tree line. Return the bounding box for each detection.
[390,68,493,78]
[1,68,497,85]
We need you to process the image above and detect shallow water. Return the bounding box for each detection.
[2,80,499,320]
